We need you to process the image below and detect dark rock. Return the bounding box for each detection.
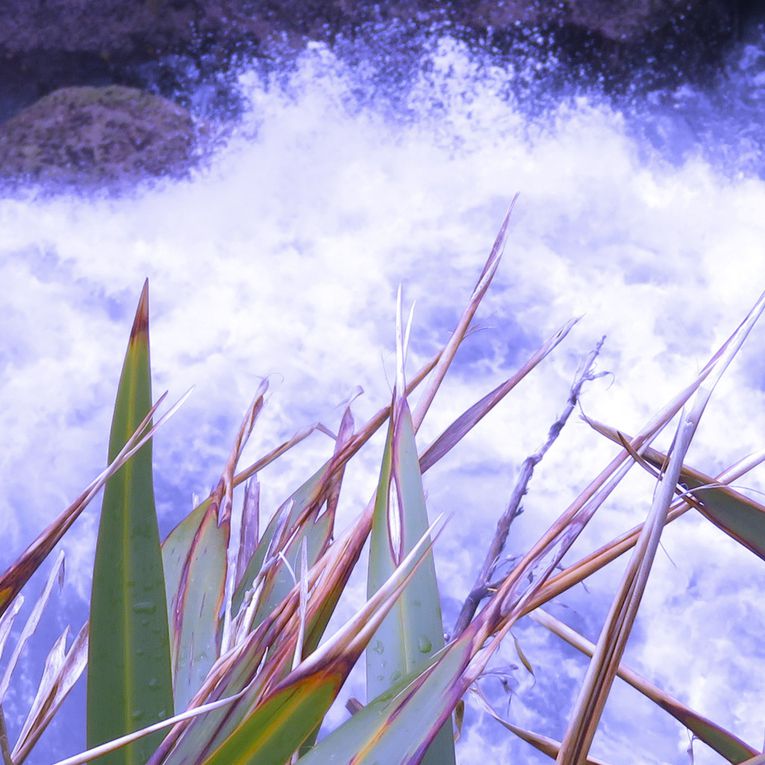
[566,0,732,43]
[442,0,736,44]
[0,1,741,69]
[448,0,738,95]
[0,85,202,189]
[0,0,749,150]
[0,1,196,59]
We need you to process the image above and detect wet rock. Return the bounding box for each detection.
[452,1,552,29]
[0,1,197,60]
[450,0,738,92]
[0,0,747,132]
[565,0,731,43]
[0,1,740,60]
[0,85,202,189]
[454,0,734,43]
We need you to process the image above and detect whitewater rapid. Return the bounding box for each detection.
[1,35,764,764]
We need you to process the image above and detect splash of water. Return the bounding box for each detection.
[1,31,764,764]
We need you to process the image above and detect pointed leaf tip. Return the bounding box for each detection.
[130,280,150,342]
[88,274,173,763]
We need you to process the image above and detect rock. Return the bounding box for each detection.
[0,0,747,141]
[0,1,741,61]
[565,0,731,43]
[448,0,737,92]
[0,1,196,60]
[453,0,735,43]
[454,1,551,28]
[0,85,202,188]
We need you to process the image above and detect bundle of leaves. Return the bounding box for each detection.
[1,203,764,765]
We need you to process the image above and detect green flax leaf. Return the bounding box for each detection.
[366,395,455,765]
[87,281,174,764]
[670,467,765,561]
[196,516,445,765]
[162,499,226,714]
[200,676,339,765]
[231,462,328,616]
[299,631,474,765]
[593,421,765,561]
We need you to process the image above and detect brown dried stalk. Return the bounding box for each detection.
[0,706,12,765]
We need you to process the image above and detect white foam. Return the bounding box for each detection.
[1,37,764,763]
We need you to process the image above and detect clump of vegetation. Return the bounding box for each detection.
[1,203,764,765]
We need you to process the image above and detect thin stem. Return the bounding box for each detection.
[452,338,605,638]
[0,704,13,765]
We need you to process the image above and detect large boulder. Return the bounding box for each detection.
[0,85,202,188]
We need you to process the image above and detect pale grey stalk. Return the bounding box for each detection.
[452,339,605,637]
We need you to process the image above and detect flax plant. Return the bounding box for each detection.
[1,202,764,764]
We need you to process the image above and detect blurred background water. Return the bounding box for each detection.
[1,13,765,764]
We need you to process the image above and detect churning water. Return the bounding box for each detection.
[1,24,764,764]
